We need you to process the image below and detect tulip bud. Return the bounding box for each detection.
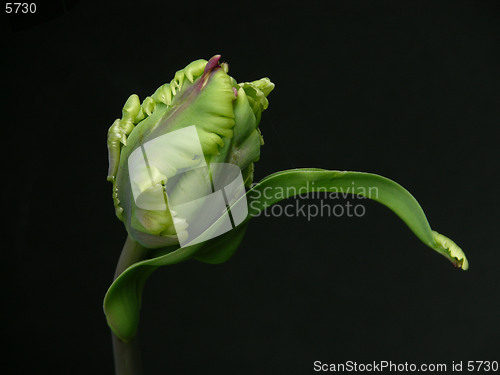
[107,55,274,248]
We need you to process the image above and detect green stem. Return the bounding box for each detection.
[112,235,148,375]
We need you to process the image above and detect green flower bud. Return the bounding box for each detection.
[107,55,274,249]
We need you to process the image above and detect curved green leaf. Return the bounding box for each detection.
[245,169,468,269]
[104,168,467,342]
[104,224,248,342]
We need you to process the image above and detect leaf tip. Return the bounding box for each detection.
[431,231,469,270]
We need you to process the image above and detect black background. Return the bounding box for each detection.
[3,1,500,374]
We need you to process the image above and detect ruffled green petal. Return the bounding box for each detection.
[225,87,261,171]
[237,77,275,124]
